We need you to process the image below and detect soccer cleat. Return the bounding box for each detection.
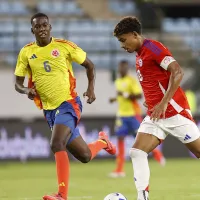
[99,131,116,155]
[160,157,166,166]
[137,190,149,200]
[108,171,126,178]
[43,193,66,200]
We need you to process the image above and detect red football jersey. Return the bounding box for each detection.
[135,39,192,120]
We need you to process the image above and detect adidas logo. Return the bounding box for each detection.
[30,54,37,59]
[59,182,65,187]
[184,134,191,141]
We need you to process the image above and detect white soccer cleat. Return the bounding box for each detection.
[160,157,166,166]
[108,172,126,178]
[137,190,149,200]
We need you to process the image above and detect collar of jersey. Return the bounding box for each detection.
[35,37,54,47]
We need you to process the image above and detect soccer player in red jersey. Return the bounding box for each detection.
[113,16,200,200]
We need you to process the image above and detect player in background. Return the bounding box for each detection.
[113,16,200,200]
[14,13,116,200]
[109,60,165,178]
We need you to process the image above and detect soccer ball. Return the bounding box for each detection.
[104,192,127,200]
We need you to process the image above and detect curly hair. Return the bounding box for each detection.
[113,16,142,37]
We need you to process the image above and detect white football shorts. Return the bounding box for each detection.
[138,114,200,143]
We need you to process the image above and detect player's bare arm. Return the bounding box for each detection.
[129,94,142,100]
[15,76,36,100]
[150,61,184,121]
[81,57,96,104]
[109,97,117,103]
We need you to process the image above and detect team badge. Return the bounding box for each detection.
[51,49,60,57]
[138,58,143,67]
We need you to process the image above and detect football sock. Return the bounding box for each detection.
[55,151,69,199]
[88,139,107,160]
[115,139,125,172]
[129,148,150,192]
[152,148,164,163]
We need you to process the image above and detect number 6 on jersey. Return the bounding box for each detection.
[43,61,51,72]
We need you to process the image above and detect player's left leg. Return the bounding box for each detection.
[185,137,200,158]
[136,115,166,166]
[108,117,129,178]
[66,128,116,163]
[167,114,200,158]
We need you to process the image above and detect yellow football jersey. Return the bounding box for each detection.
[15,37,86,110]
[115,75,142,117]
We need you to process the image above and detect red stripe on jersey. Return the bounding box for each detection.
[54,39,77,49]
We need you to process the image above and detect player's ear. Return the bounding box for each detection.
[132,31,138,38]
[31,28,34,34]
[49,24,52,31]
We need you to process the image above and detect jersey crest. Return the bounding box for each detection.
[51,49,60,58]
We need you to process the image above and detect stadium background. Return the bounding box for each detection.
[1,1,200,200]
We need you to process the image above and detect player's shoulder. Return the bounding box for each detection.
[23,41,35,49]
[126,75,137,84]
[54,38,77,49]
[144,39,168,55]
[21,41,35,52]
[19,41,35,55]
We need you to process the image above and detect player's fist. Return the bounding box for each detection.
[109,98,116,103]
[83,88,96,104]
[25,86,37,100]
[150,101,168,121]
[117,91,123,96]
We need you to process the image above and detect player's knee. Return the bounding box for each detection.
[194,150,200,159]
[129,148,148,159]
[50,140,66,153]
[79,151,91,163]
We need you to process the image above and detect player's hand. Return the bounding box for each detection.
[83,88,96,104]
[109,98,116,103]
[143,101,148,108]
[150,101,168,121]
[25,86,37,100]
[117,91,123,96]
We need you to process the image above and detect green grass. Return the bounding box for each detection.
[0,159,199,200]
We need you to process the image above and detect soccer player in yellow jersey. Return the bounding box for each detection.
[109,60,165,178]
[14,13,116,200]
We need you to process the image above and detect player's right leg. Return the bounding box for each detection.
[109,117,128,178]
[135,115,166,166]
[130,116,167,200]
[43,112,78,200]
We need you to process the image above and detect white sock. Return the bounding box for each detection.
[129,148,150,197]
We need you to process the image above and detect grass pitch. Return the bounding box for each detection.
[0,158,199,200]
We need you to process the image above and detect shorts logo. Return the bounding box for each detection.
[184,134,191,141]
[138,58,143,67]
[55,110,60,115]
[51,49,60,57]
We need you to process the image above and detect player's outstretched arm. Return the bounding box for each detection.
[81,57,96,104]
[15,76,36,100]
[129,94,142,100]
[109,97,117,103]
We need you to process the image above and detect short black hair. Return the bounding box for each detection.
[119,60,129,65]
[31,13,49,24]
[113,16,142,37]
